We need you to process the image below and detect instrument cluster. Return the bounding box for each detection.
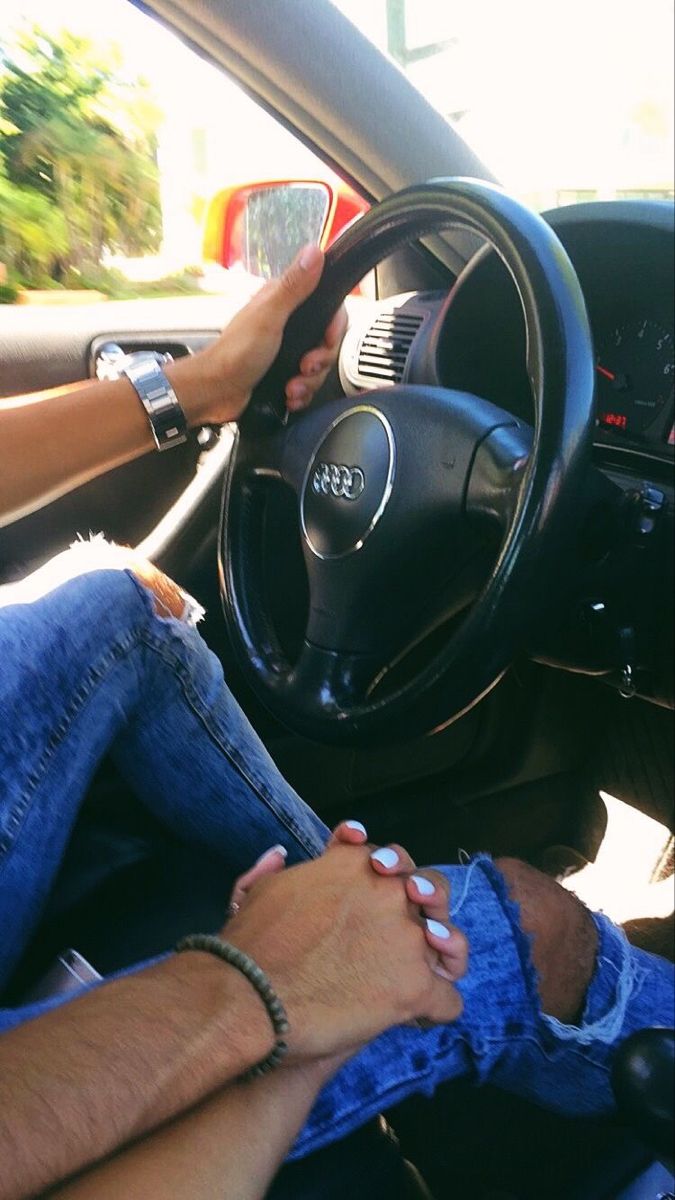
[594,318,674,451]
[431,202,675,462]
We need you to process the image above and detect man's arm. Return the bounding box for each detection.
[0,244,345,528]
[47,1057,340,1200]
[0,844,462,1200]
[47,827,467,1200]
[0,954,273,1200]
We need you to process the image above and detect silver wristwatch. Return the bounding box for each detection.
[123,354,188,451]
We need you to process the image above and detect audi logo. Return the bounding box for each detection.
[311,462,365,501]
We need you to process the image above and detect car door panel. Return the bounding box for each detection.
[0,295,248,580]
[0,441,203,583]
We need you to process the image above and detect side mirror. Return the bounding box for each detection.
[203,178,368,278]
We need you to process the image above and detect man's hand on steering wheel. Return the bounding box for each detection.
[165,244,346,427]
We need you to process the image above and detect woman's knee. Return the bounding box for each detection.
[494,856,598,1023]
[1,539,195,623]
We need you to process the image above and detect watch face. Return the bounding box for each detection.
[96,347,170,382]
[127,352,170,378]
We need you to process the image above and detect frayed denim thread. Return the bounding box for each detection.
[542,912,648,1046]
[459,853,542,1022]
[464,856,650,1051]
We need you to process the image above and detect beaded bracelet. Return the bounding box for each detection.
[175,933,289,1079]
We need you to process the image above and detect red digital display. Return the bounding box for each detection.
[599,411,628,431]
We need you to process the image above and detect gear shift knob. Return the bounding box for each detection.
[612,1028,674,1172]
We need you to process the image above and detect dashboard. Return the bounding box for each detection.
[340,200,674,469]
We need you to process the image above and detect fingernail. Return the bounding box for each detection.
[411,874,435,897]
[370,847,399,869]
[426,918,451,940]
[299,243,321,270]
[255,844,288,865]
[344,820,367,835]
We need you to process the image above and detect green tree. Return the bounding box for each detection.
[0,157,68,282]
[0,27,162,282]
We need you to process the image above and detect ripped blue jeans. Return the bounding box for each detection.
[0,557,673,1162]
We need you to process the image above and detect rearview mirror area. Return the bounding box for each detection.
[203,178,368,279]
[244,183,329,277]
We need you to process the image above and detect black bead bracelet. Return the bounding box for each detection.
[175,933,289,1078]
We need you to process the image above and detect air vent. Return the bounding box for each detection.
[357,310,424,384]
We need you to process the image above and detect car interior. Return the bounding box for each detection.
[0,2,673,1197]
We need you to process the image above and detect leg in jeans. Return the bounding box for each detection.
[290,855,674,1158]
[1,554,672,1157]
[0,555,327,996]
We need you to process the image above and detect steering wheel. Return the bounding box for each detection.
[219,179,595,744]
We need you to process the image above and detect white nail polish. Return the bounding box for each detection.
[411,874,435,897]
[256,844,287,865]
[344,820,367,835]
[426,918,451,940]
[371,847,399,869]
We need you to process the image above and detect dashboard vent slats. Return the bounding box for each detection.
[357,311,424,383]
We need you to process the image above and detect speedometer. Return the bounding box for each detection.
[595,319,674,439]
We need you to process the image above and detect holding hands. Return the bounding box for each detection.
[219,823,468,1065]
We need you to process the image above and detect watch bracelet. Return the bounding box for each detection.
[123,358,188,451]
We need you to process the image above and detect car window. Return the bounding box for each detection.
[331,0,675,212]
[0,0,340,308]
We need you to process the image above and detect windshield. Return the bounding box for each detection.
[331,0,674,211]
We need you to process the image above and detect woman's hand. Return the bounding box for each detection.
[330,820,468,983]
[165,244,347,426]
